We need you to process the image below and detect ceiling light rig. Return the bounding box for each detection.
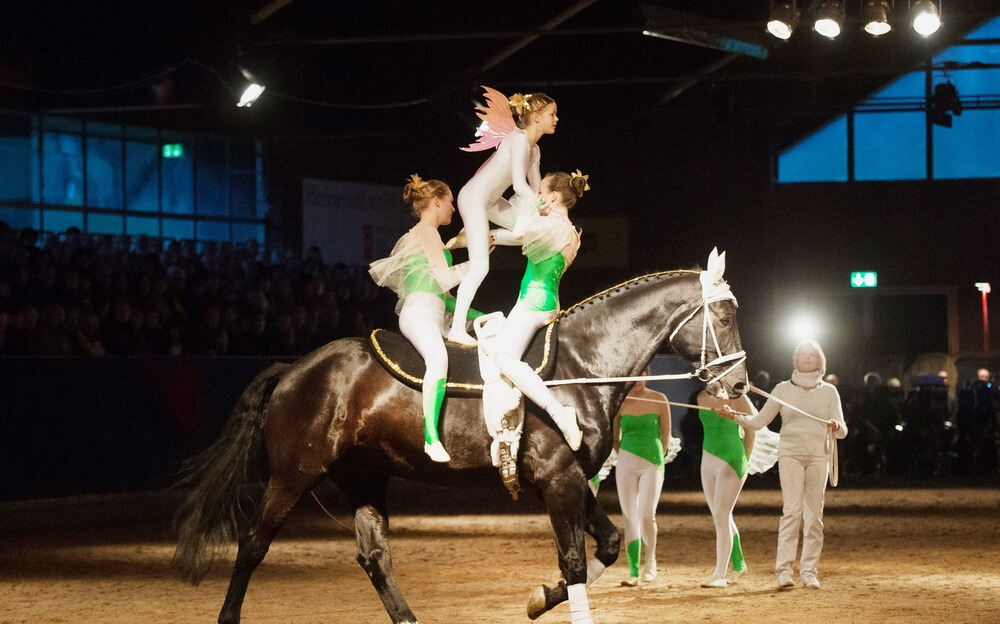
[765,0,942,40]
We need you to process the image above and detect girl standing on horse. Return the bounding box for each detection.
[485,170,585,451]
[369,175,476,463]
[446,89,558,346]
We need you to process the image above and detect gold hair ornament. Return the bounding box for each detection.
[508,93,531,116]
[571,169,591,192]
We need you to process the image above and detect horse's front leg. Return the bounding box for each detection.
[527,492,618,621]
[537,462,595,624]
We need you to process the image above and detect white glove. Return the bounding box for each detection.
[664,436,682,464]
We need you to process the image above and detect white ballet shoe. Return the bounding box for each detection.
[700,577,728,588]
[446,329,477,347]
[620,576,638,587]
[424,441,451,463]
[555,406,582,451]
[641,561,657,582]
[776,571,794,590]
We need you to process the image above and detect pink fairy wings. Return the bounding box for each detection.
[460,86,516,152]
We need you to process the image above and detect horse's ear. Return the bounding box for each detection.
[705,247,726,281]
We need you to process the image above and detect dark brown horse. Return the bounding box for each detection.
[173,265,746,624]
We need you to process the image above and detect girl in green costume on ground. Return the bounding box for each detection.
[613,375,670,586]
[369,175,481,463]
[697,389,757,587]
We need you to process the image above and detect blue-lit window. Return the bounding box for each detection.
[0,113,266,246]
[125,141,158,212]
[86,137,123,209]
[232,223,264,245]
[42,209,83,233]
[778,116,847,182]
[126,215,159,236]
[195,140,227,216]
[87,213,124,234]
[964,18,1000,40]
[42,133,84,206]
[162,149,194,214]
[854,113,925,180]
[162,218,194,240]
[779,16,1000,184]
[0,207,39,229]
[0,114,33,201]
[933,110,1000,179]
[196,220,229,242]
[230,173,256,217]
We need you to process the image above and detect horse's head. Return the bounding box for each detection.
[666,249,747,398]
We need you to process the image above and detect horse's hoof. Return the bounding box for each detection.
[526,585,547,620]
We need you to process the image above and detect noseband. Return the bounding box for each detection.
[667,296,746,388]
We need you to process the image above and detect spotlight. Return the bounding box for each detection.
[236,67,266,108]
[863,0,892,36]
[814,0,845,39]
[788,312,822,341]
[767,2,800,40]
[912,0,941,36]
[929,81,961,127]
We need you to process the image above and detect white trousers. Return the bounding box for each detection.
[776,455,828,577]
[615,449,663,563]
[399,292,448,387]
[491,302,565,418]
[701,452,746,581]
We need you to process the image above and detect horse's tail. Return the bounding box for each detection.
[172,361,289,585]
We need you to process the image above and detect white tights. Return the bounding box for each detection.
[700,452,747,581]
[398,292,448,407]
[615,449,663,574]
[491,302,566,419]
[449,195,516,337]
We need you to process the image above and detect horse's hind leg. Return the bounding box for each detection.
[333,466,418,624]
[219,474,317,624]
[527,492,619,621]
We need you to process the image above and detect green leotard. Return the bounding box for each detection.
[518,252,566,312]
[619,413,665,471]
[698,408,747,478]
[403,248,482,319]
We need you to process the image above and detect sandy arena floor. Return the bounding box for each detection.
[1,485,999,624]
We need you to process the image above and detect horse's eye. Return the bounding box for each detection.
[719,317,733,327]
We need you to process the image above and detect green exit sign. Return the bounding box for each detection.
[162,143,184,158]
[851,271,878,288]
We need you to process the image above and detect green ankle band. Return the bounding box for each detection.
[627,539,641,578]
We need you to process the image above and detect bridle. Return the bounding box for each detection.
[667,293,747,389]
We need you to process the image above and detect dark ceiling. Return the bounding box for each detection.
[3,0,999,144]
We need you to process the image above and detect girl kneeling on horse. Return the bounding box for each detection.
[487,170,587,450]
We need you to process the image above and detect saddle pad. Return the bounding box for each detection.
[368,322,558,398]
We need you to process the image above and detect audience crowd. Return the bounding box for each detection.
[0,223,394,356]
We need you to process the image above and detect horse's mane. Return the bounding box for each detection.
[557,269,699,321]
